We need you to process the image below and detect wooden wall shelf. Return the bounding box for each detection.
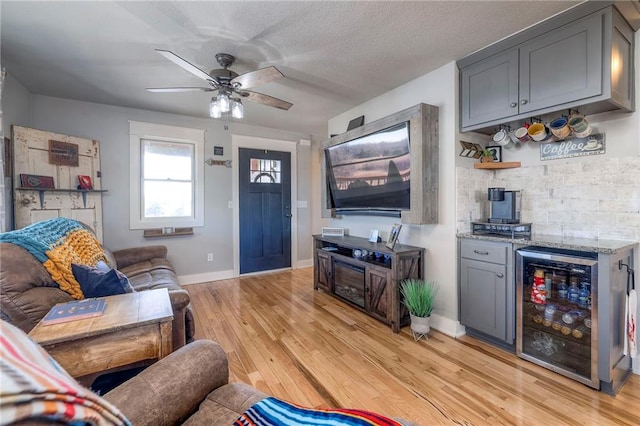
[474,162,521,170]
[143,228,194,238]
[16,187,108,208]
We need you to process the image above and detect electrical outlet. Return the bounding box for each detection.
[207,253,213,262]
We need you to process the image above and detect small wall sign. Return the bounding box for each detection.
[214,146,224,156]
[19,174,55,189]
[49,140,79,166]
[540,133,605,161]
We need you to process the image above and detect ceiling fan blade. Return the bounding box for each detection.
[147,87,214,93]
[240,90,293,110]
[232,66,284,89]
[155,49,213,82]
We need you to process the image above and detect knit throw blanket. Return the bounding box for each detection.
[235,397,404,426]
[0,320,130,425]
[0,218,106,299]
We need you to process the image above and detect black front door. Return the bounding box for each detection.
[239,148,291,274]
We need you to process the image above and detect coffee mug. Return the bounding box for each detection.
[527,123,547,141]
[549,117,571,140]
[514,126,532,142]
[492,130,513,146]
[568,115,591,135]
[574,127,592,138]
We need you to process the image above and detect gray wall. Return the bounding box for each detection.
[1,73,31,231]
[2,75,313,278]
[314,62,462,337]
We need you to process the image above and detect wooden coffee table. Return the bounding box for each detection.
[29,288,173,385]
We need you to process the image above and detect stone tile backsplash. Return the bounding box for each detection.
[456,156,640,241]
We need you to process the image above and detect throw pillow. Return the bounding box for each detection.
[0,320,131,425]
[72,263,134,298]
[235,397,404,426]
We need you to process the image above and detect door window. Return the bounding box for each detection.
[250,158,281,183]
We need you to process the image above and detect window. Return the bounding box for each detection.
[129,121,205,229]
[250,158,281,183]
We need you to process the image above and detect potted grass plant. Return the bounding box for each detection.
[400,278,438,340]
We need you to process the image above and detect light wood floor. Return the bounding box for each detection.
[187,267,640,425]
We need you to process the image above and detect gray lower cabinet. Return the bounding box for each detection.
[459,4,634,132]
[459,239,514,345]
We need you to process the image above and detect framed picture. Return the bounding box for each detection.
[19,174,55,189]
[78,175,93,190]
[368,229,379,243]
[486,145,502,162]
[386,223,402,250]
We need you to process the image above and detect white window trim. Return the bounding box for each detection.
[129,121,205,230]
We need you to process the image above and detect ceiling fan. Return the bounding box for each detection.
[147,49,292,118]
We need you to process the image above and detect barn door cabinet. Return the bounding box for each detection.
[459,238,515,346]
[459,3,635,132]
[313,234,424,332]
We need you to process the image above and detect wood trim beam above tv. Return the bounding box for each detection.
[322,103,439,225]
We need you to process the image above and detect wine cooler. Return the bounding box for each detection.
[516,247,599,388]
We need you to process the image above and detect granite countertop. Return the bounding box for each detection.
[456,233,639,254]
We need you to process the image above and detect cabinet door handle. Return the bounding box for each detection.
[473,250,489,255]
[520,99,528,105]
[497,273,504,278]
[510,102,517,108]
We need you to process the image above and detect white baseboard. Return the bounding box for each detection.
[430,314,466,338]
[180,260,312,286]
[296,258,313,268]
[178,269,234,285]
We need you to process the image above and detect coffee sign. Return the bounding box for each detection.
[540,133,605,161]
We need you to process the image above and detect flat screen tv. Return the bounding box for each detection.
[325,121,410,216]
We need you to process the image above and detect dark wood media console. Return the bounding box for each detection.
[313,234,425,332]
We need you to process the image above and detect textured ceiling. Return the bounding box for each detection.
[1,1,580,138]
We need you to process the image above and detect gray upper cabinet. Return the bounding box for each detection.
[519,12,602,114]
[459,4,636,132]
[461,50,519,128]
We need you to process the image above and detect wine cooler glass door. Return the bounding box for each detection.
[516,248,598,389]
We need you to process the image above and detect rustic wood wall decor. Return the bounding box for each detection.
[49,140,79,166]
[459,141,484,158]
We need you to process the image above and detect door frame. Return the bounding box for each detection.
[232,135,298,276]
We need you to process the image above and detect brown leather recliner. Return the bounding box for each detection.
[0,242,195,350]
[103,339,269,425]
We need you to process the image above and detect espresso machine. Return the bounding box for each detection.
[472,188,531,239]
[487,187,520,223]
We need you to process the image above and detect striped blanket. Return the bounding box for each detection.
[0,218,107,299]
[235,397,404,426]
[0,320,130,425]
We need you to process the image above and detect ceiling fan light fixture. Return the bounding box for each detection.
[210,98,221,118]
[231,99,244,119]
[217,92,230,112]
